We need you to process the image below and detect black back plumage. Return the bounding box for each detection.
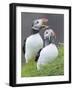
[22,39,26,54]
[35,49,42,62]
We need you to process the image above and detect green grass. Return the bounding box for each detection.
[21,45,64,77]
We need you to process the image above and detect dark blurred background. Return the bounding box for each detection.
[21,12,64,64]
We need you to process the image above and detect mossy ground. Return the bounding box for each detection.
[21,45,64,77]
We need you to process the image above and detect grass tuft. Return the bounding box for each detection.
[21,45,64,77]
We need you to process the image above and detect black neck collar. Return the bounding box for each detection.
[32,29,39,34]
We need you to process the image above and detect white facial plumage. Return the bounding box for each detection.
[44,29,56,40]
[32,19,42,31]
[32,18,48,31]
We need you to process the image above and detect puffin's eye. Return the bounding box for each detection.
[36,21,39,24]
[34,21,39,25]
[46,32,48,34]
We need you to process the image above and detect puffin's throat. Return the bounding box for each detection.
[32,29,39,34]
[44,38,50,46]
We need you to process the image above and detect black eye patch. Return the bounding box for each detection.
[46,32,48,34]
[36,21,39,24]
[34,21,39,24]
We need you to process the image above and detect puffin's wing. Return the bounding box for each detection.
[22,39,26,54]
[35,49,42,62]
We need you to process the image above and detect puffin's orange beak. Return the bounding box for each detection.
[52,32,56,39]
[41,18,48,28]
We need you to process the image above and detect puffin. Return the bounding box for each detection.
[37,29,58,70]
[23,18,48,63]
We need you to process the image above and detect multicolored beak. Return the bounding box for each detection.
[41,18,48,28]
